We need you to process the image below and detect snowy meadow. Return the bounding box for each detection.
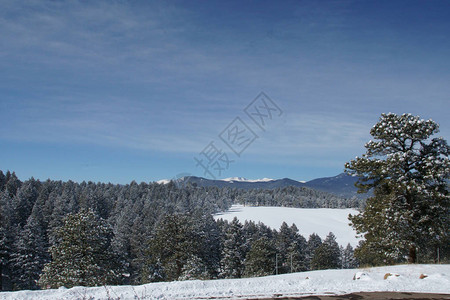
[214,205,361,246]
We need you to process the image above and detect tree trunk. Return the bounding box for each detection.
[408,245,417,263]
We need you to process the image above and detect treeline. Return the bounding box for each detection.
[233,185,363,209]
[0,171,357,291]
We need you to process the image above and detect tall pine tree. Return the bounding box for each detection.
[346,113,449,264]
[11,215,49,290]
[219,217,245,278]
[39,209,123,288]
[244,237,276,277]
[310,232,341,270]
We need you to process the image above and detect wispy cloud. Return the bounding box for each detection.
[1,0,449,182]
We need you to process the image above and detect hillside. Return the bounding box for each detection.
[172,173,366,199]
[1,264,448,300]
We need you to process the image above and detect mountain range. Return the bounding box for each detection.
[159,173,367,199]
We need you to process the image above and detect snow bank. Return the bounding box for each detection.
[214,205,361,246]
[1,265,448,300]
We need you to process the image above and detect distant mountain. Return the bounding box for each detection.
[158,173,367,199]
[304,173,363,199]
[173,176,306,190]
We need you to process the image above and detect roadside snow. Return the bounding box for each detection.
[1,265,448,300]
[214,205,360,246]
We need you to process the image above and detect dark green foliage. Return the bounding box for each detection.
[305,233,322,269]
[142,211,221,282]
[311,233,341,270]
[275,223,307,274]
[1,169,355,290]
[244,237,276,277]
[346,113,450,264]
[143,213,207,282]
[349,187,406,265]
[38,209,124,288]
[286,225,308,272]
[353,240,388,267]
[341,243,358,269]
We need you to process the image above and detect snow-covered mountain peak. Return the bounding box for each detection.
[156,179,171,184]
[221,177,274,183]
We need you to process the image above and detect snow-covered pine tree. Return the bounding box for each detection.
[190,211,221,278]
[38,209,123,289]
[3,171,21,198]
[11,215,49,290]
[243,236,276,277]
[219,217,245,278]
[242,220,259,255]
[0,225,9,291]
[346,113,450,264]
[110,204,134,283]
[47,181,80,245]
[11,178,40,228]
[0,191,14,291]
[179,255,209,280]
[0,171,6,192]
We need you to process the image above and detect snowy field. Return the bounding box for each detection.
[214,205,360,246]
[1,264,448,300]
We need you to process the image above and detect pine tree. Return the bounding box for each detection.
[144,214,201,282]
[310,232,341,270]
[0,171,6,192]
[38,209,123,288]
[242,220,259,254]
[4,171,22,198]
[179,255,209,280]
[275,222,307,274]
[341,243,358,269]
[11,178,40,228]
[0,191,14,291]
[275,222,293,274]
[11,216,49,290]
[191,211,221,278]
[243,237,276,277]
[345,113,450,264]
[286,225,308,272]
[110,204,134,283]
[219,217,245,278]
[306,233,322,270]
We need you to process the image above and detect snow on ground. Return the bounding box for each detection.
[1,265,448,300]
[214,205,360,246]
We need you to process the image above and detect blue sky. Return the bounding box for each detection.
[1,0,449,183]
